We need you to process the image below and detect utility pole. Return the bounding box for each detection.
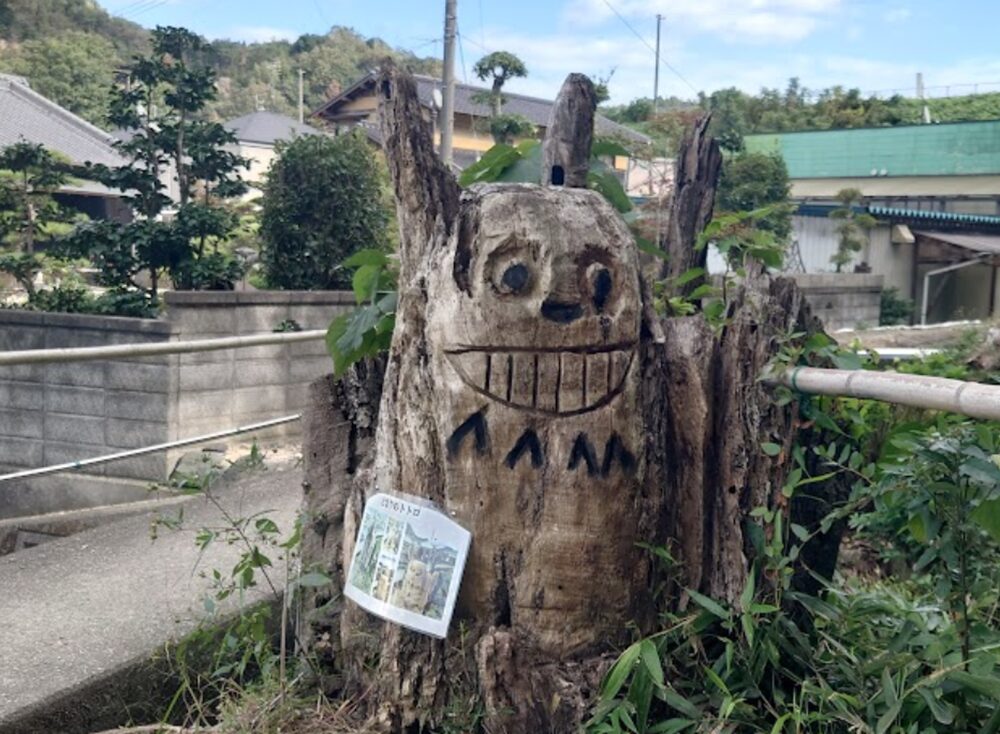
[440,0,458,167]
[298,68,305,124]
[917,72,930,124]
[653,14,662,113]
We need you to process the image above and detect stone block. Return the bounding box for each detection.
[232,385,286,415]
[179,361,234,391]
[104,418,170,449]
[0,437,44,467]
[171,307,236,335]
[288,305,346,329]
[288,339,329,358]
[45,362,105,388]
[289,356,332,383]
[43,328,107,349]
[0,472,155,519]
[178,391,234,423]
[0,326,44,351]
[179,348,235,366]
[106,390,171,422]
[43,441,109,473]
[105,362,173,392]
[45,414,107,445]
[0,382,43,410]
[2,364,46,383]
[45,385,105,416]
[233,359,288,388]
[234,306,291,335]
[232,344,285,361]
[0,409,44,439]
[107,452,171,481]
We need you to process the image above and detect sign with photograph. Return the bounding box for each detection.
[344,492,471,638]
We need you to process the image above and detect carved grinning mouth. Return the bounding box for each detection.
[444,343,636,415]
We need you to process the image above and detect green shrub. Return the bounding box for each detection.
[259,132,388,290]
[879,287,914,326]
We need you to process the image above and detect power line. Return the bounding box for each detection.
[598,0,698,96]
[312,0,330,29]
[115,0,155,16]
[459,32,491,54]
[456,28,469,84]
[478,0,486,53]
[125,0,169,20]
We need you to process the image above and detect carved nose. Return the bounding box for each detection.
[541,299,583,324]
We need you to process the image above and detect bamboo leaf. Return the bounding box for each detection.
[971,498,1000,543]
[687,589,730,619]
[639,638,665,688]
[601,642,642,701]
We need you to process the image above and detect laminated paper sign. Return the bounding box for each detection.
[345,492,471,638]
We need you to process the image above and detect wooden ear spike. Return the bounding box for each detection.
[541,73,597,188]
[377,63,461,268]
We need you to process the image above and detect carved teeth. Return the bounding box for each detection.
[445,347,635,415]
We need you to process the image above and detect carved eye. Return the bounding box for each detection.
[587,264,613,312]
[499,262,531,295]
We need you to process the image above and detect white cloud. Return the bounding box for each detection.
[223,26,299,43]
[883,8,912,23]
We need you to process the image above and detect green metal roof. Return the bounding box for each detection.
[868,205,1000,225]
[745,120,1000,178]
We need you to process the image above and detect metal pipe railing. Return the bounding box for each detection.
[0,414,302,483]
[0,330,327,366]
[767,366,1000,421]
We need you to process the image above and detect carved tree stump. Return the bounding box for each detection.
[300,66,840,733]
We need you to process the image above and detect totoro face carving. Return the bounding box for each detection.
[432,184,642,416]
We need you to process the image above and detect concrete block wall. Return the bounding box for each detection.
[0,310,176,518]
[164,291,353,440]
[0,291,353,518]
[791,273,884,331]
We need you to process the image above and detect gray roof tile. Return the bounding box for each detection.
[410,75,648,144]
[224,111,321,145]
[315,72,649,145]
[0,74,124,168]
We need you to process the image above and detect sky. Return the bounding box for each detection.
[98,1,1000,106]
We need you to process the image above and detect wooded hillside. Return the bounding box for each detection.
[603,78,1000,151]
[0,0,440,126]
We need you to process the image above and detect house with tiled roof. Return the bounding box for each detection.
[741,121,1000,324]
[223,110,321,196]
[0,73,130,221]
[312,72,662,195]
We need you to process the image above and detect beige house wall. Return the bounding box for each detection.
[792,175,1000,202]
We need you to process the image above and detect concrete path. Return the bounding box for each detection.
[0,464,303,733]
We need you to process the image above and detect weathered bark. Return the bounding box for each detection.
[301,67,846,732]
[657,266,829,604]
[328,68,669,732]
[541,73,596,188]
[967,325,1000,372]
[298,360,384,688]
[660,113,722,297]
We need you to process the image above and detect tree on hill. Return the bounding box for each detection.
[1,31,117,127]
[829,188,876,272]
[472,50,534,144]
[0,141,76,296]
[473,50,528,117]
[0,0,148,55]
[69,26,248,309]
[259,132,388,290]
[717,151,793,244]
